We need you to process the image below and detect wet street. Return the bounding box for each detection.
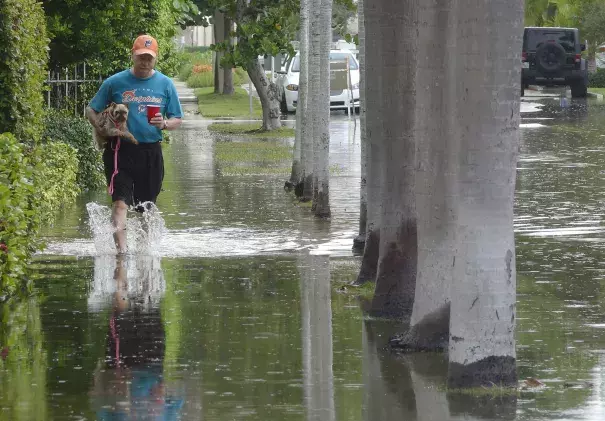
[4,93,605,420]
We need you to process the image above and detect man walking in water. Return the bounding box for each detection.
[86,35,183,253]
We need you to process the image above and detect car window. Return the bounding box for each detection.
[524,30,576,53]
[330,53,359,69]
[290,53,359,72]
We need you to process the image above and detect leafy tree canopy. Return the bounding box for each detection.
[43,0,184,75]
[525,0,605,55]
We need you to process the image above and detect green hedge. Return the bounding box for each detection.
[187,71,215,88]
[35,142,79,221]
[178,50,213,81]
[589,69,605,88]
[187,67,248,89]
[183,46,211,54]
[179,63,195,82]
[0,134,39,296]
[0,0,48,146]
[0,133,80,297]
[42,110,104,192]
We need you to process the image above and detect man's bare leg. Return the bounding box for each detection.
[111,200,128,253]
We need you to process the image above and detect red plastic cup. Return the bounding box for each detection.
[146,105,161,123]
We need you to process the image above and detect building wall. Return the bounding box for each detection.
[178,25,214,48]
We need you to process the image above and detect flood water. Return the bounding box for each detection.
[3,95,605,420]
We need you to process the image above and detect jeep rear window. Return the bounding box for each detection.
[525,30,576,53]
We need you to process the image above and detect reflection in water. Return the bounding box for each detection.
[16,106,605,419]
[362,320,517,421]
[89,255,183,420]
[300,255,336,421]
[0,299,48,420]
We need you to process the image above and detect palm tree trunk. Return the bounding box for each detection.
[354,0,380,286]
[369,0,419,318]
[354,0,367,251]
[447,0,521,388]
[222,16,234,95]
[213,10,225,94]
[312,0,332,218]
[303,0,321,201]
[390,0,458,350]
[290,0,310,191]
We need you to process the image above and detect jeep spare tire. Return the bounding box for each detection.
[535,43,566,74]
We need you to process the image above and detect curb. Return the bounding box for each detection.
[588,91,604,100]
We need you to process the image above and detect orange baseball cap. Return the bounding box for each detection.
[132,35,158,57]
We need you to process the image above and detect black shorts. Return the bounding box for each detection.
[103,140,164,210]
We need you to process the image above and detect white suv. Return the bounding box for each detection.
[276,50,360,113]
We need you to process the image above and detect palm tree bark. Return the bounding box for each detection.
[390,0,457,351]
[354,0,380,286]
[290,0,310,192]
[222,15,234,95]
[213,10,225,94]
[312,0,332,218]
[302,0,321,201]
[447,0,521,388]
[354,0,367,251]
[368,0,419,318]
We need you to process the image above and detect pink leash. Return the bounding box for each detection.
[107,119,121,195]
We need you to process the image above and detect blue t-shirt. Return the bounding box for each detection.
[89,70,183,143]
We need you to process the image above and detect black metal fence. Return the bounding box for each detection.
[45,63,103,116]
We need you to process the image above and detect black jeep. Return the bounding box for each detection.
[522,27,588,98]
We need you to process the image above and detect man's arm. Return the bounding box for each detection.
[149,115,182,131]
[87,78,112,128]
[85,106,100,128]
[163,117,182,130]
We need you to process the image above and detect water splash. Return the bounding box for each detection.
[86,202,167,256]
[86,202,116,254]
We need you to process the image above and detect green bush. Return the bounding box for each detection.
[35,142,79,221]
[178,50,213,81]
[187,68,248,89]
[234,68,248,85]
[184,46,211,54]
[185,50,214,66]
[179,63,195,81]
[0,0,49,146]
[187,71,215,88]
[0,133,39,296]
[589,69,605,88]
[178,49,249,87]
[42,110,104,192]
[0,133,81,297]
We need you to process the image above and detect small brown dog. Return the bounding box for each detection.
[92,102,139,150]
